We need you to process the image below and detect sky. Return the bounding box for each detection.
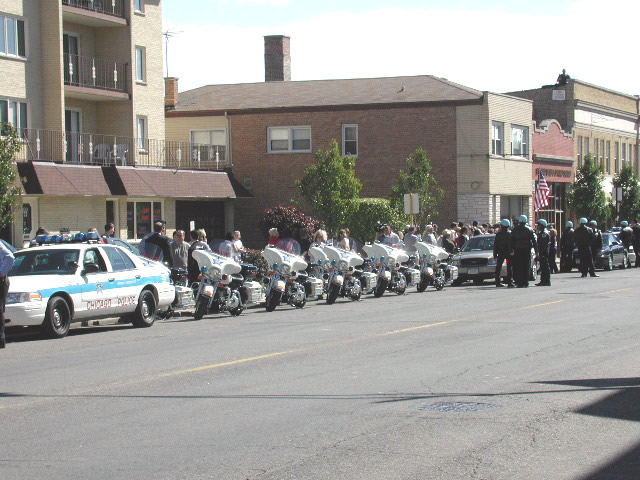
[162,0,640,96]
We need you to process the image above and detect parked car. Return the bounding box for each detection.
[5,234,174,338]
[449,234,536,285]
[572,232,632,270]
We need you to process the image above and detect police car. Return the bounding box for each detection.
[5,232,174,338]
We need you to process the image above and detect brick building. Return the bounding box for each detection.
[166,36,535,247]
[509,77,640,205]
[1,1,246,247]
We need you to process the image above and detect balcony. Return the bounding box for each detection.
[13,129,231,171]
[62,0,127,27]
[64,54,129,100]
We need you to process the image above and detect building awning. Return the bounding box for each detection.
[17,162,252,199]
[18,162,112,195]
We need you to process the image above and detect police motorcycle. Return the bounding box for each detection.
[261,245,310,311]
[157,267,197,319]
[308,243,333,300]
[320,244,371,302]
[414,241,458,291]
[361,242,409,297]
[190,249,261,319]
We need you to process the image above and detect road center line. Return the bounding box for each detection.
[382,320,457,335]
[597,287,632,295]
[159,351,295,377]
[517,300,565,310]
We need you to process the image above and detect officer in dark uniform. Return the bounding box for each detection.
[535,219,551,286]
[510,215,538,288]
[574,217,598,277]
[632,219,640,267]
[493,218,514,288]
[560,221,575,272]
[620,221,633,264]
[589,220,602,266]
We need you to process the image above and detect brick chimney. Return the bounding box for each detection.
[264,35,291,82]
[164,77,179,110]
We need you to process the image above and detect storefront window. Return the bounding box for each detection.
[127,201,162,240]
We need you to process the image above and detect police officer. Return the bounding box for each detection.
[493,219,514,287]
[535,219,551,286]
[574,217,598,277]
[632,219,640,267]
[0,241,15,349]
[560,221,575,272]
[510,215,538,288]
[620,221,633,265]
[589,220,602,265]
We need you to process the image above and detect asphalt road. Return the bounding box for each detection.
[2,267,640,480]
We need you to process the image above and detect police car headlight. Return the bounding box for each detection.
[6,292,42,304]
[488,257,497,265]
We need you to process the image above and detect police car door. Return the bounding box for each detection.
[79,247,117,317]
[101,246,141,315]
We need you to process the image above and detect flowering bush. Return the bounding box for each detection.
[258,204,322,240]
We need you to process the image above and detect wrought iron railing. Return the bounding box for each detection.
[63,54,128,94]
[13,129,231,171]
[62,0,126,19]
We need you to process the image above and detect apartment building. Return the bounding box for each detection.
[166,36,534,247]
[509,78,640,200]
[1,1,246,247]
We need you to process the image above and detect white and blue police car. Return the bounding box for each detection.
[5,232,174,338]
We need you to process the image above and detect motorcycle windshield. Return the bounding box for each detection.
[275,238,301,255]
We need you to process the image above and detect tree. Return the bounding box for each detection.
[390,147,444,225]
[612,163,640,222]
[0,124,22,231]
[346,198,408,246]
[297,140,362,237]
[567,154,610,222]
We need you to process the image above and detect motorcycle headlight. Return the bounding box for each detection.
[429,254,437,264]
[338,260,348,271]
[6,292,42,304]
[279,263,291,275]
[386,257,396,267]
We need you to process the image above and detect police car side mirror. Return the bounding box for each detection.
[83,263,100,274]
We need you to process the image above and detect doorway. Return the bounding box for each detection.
[175,201,225,241]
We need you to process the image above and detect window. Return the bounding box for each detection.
[593,138,599,166]
[577,135,583,168]
[191,129,226,163]
[342,124,358,156]
[511,125,528,157]
[0,98,27,135]
[584,137,590,157]
[134,0,144,12]
[268,126,311,153]
[621,142,627,166]
[104,247,135,271]
[606,140,611,174]
[136,116,147,151]
[600,140,605,170]
[135,46,146,82]
[491,122,503,156]
[614,141,619,173]
[0,15,25,57]
[126,201,162,240]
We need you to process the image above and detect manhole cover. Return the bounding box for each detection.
[417,401,501,412]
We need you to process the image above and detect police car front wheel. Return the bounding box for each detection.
[132,289,157,328]
[43,296,71,338]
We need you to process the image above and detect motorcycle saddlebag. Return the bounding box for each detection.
[361,271,378,290]
[242,280,263,305]
[305,276,324,297]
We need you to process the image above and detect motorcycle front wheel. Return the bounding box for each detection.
[374,278,388,298]
[417,274,430,292]
[266,290,282,312]
[193,296,209,320]
[326,283,341,305]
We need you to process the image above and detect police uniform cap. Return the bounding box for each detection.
[566,221,573,228]
[621,220,629,227]
[536,219,547,227]
[589,220,597,226]
[579,217,588,224]
[500,218,511,227]
[518,215,528,224]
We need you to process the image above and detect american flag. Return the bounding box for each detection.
[534,169,551,212]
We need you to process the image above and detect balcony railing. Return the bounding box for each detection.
[13,129,231,171]
[62,0,125,19]
[64,54,128,94]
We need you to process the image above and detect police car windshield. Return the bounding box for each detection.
[461,236,495,252]
[602,233,614,246]
[9,249,80,276]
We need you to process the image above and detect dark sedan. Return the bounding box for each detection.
[573,232,628,270]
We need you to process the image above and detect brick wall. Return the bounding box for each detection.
[228,105,459,248]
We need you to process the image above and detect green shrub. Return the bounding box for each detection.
[347,198,408,246]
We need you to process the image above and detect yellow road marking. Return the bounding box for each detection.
[598,287,632,295]
[517,300,565,310]
[382,320,456,335]
[159,351,294,377]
